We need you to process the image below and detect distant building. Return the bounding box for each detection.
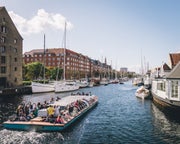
[0,7,23,89]
[120,67,128,73]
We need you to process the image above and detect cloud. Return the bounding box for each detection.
[8,9,73,35]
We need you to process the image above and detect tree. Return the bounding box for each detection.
[50,67,63,80]
[24,62,44,81]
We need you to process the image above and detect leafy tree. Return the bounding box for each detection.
[24,62,44,80]
[50,67,63,80]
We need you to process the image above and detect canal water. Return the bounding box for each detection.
[0,81,180,144]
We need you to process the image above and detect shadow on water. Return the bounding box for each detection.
[151,102,180,144]
[0,95,23,124]
[152,101,180,123]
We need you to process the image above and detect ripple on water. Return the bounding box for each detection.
[0,129,64,144]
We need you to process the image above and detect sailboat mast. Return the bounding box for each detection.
[43,34,46,84]
[63,22,67,80]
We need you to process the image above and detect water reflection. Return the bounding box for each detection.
[151,102,180,143]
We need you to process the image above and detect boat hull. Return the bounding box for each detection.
[152,91,180,110]
[31,82,54,93]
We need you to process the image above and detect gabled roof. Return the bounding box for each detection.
[166,61,180,79]
[0,6,23,40]
[169,53,180,68]
[163,63,171,71]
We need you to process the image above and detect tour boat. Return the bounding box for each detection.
[3,95,98,132]
[135,86,150,99]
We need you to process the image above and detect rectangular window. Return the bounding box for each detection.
[14,39,17,44]
[1,56,6,64]
[1,36,6,43]
[1,26,7,33]
[171,81,178,98]
[1,66,6,73]
[14,58,17,62]
[14,48,17,53]
[0,46,6,53]
[157,82,166,91]
[14,67,17,71]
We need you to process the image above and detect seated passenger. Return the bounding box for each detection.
[47,105,55,117]
[56,115,64,124]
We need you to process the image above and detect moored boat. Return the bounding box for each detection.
[31,81,55,93]
[135,86,150,99]
[3,95,98,132]
[151,61,180,110]
[55,81,79,93]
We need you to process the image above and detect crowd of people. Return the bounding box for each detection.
[13,92,97,124]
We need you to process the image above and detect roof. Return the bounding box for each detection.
[163,63,171,71]
[166,61,180,79]
[169,53,180,68]
[0,6,23,40]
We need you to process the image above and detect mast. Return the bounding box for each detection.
[43,34,46,84]
[63,22,67,80]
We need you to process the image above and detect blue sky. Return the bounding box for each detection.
[1,0,180,72]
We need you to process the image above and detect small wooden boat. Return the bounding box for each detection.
[135,86,150,99]
[3,95,98,132]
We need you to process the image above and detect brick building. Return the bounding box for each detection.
[23,48,92,79]
[0,7,23,88]
[23,48,111,80]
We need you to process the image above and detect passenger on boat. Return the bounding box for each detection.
[47,105,55,117]
[68,104,74,116]
[55,115,65,124]
[19,114,27,121]
[54,106,60,117]
[62,111,72,121]
[49,98,54,104]
[26,112,34,121]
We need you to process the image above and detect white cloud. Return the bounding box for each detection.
[8,9,73,35]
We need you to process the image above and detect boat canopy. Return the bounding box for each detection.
[50,95,93,107]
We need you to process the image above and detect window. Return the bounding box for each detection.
[1,26,7,33]
[14,67,17,71]
[157,82,166,91]
[0,46,6,53]
[1,66,6,73]
[14,39,17,44]
[171,81,178,98]
[1,36,6,43]
[1,56,6,64]
[14,48,17,53]
[14,58,17,62]
[14,77,17,82]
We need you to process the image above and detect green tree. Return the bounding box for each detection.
[50,67,63,80]
[24,62,44,80]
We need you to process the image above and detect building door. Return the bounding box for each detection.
[0,77,6,89]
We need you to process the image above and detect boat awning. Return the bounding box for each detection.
[50,95,93,106]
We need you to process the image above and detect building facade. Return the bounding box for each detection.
[23,48,111,80]
[0,7,23,88]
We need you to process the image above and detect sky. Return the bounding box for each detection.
[1,0,180,73]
